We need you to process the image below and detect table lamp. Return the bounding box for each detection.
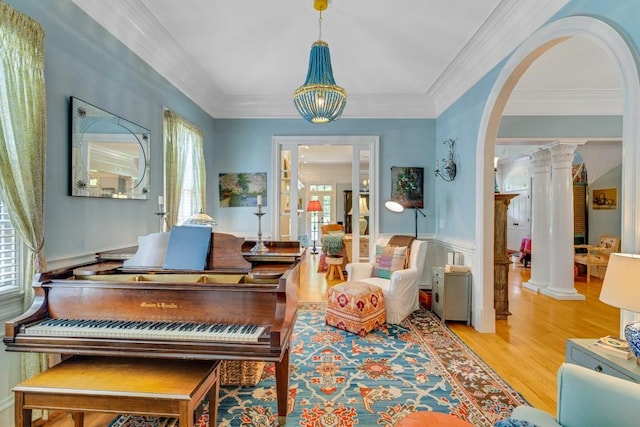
[599,252,640,361]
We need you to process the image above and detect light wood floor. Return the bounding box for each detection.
[38,253,619,426]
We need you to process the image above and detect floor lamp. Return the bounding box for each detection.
[385,200,425,238]
[307,200,323,254]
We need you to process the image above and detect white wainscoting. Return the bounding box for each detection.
[1,342,21,427]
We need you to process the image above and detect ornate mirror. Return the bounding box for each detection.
[70,97,150,199]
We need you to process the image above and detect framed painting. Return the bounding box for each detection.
[219,172,267,207]
[592,187,617,210]
[390,166,424,209]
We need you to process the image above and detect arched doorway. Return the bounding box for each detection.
[474,16,640,333]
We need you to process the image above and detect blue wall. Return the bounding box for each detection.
[209,119,436,237]
[499,116,622,139]
[8,0,218,262]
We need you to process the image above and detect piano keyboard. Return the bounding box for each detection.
[24,318,266,343]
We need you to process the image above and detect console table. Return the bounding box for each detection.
[13,356,220,427]
[566,338,640,383]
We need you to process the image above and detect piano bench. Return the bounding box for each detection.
[220,360,265,386]
[12,356,220,427]
[326,281,386,336]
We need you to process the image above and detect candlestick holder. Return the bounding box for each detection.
[155,211,168,232]
[251,205,269,253]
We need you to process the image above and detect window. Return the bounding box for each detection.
[0,197,20,293]
[176,135,198,225]
[163,110,205,227]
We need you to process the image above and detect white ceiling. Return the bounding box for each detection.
[67,0,625,120]
[71,0,623,165]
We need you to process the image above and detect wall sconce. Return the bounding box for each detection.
[434,138,457,182]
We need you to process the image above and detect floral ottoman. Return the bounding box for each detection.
[326,281,385,336]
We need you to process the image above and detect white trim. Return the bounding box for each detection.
[476,16,640,332]
[430,0,569,114]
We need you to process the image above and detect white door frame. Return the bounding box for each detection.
[272,135,379,260]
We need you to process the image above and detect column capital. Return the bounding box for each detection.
[548,142,579,168]
[530,149,551,172]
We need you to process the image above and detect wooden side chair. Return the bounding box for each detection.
[574,235,621,284]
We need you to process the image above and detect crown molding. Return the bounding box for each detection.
[503,89,623,116]
[209,94,437,119]
[429,0,569,115]
[72,0,223,116]
[73,0,568,120]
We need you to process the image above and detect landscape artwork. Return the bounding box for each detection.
[219,172,267,207]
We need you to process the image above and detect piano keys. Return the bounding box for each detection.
[4,232,302,425]
[23,318,267,342]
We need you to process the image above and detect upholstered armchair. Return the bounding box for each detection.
[510,363,640,427]
[346,237,428,324]
[574,235,620,284]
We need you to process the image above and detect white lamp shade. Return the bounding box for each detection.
[182,211,217,227]
[349,196,369,215]
[600,253,640,313]
[384,200,404,213]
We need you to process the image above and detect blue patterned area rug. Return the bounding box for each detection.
[110,303,527,427]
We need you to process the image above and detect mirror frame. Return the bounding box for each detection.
[69,97,150,199]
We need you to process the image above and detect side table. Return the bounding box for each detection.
[566,338,640,382]
[13,356,220,427]
[431,267,471,325]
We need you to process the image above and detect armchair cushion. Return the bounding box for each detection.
[373,245,408,279]
[511,363,640,427]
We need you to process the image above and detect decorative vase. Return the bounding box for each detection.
[624,321,640,359]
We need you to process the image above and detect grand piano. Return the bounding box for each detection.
[4,231,302,425]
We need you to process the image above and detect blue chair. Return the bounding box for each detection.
[510,363,640,427]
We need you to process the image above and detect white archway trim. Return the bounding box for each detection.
[475,16,640,332]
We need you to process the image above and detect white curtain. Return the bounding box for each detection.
[163,110,205,228]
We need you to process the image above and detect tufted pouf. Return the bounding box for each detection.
[395,412,474,426]
[326,281,385,336]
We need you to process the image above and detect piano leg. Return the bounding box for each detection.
[275,347,290,426]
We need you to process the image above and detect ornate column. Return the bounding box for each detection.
[541,142,585,300]
[495,193,518,319]
[524,149,551,292]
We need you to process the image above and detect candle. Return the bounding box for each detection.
[158,195,164,210]
[257,195,262,206]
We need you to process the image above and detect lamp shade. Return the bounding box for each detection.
[384,200,405,213]
[349,196,369,215]
[306,200,323,212]
[293,41,347,124]
[182,210,217,227]
[600,253,640,312]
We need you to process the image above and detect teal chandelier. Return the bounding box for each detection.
[293,0,347,124]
